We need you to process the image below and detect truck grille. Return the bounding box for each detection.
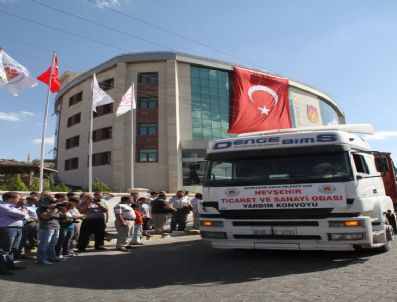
[234,234,322,240]
[233,221,319,227]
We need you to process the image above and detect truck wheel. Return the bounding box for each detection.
[378,219,394,253]
[388,212,397,233]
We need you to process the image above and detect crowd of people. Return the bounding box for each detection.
[0,189,202,276]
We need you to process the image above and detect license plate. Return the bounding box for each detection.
[273,227,297,236]
[254,229,272,235]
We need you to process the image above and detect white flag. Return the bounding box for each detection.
[92,73,113,112]
[116,85,136,117]
[0,50,37,96]
[0,50,7,85]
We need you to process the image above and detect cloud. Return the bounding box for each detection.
[0,112,21,122]
[92,0,121,8]
[21,111,34,116]
[33,136,55,145]
[365,131,397,141]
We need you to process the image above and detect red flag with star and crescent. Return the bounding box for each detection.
[37,54,61,93]
[228,67,291,134]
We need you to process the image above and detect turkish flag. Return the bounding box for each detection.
[37,54,61,93]
[228,67,291,134]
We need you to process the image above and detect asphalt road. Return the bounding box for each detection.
[0,236,396,302]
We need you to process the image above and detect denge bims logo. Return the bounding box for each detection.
[213,134,337,150]
[225,188,240,197]
[318,185,337,194]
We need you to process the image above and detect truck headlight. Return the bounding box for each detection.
[329,220,362,228]
[200,220,223,227]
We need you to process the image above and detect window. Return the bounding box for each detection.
[353,154,369,174]
[139,97,157,109]
[67,113,81,128]
[139,123,157,136]
[92,151,111,166]
[99,78,114,91]
[93,127,112,142]
[138,73,158,84]
[94,103,113,118]
[190,66,231,140]
[139,149,157,162]
[69,92,83,107]
[66,135,80,149]
[65,157,78,171]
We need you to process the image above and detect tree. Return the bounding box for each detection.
[52,183,70,192]
[92,178,110,192]
[7,175,28,191]
[29,178,40,191]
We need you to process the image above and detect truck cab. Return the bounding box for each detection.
[199,124,397,251]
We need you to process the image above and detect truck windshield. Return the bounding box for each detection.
[205,152,353,185]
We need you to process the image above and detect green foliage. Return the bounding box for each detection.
[0,183,7,191]
[92,178,110,192]
[7,175,28,191]
[29,178,40,191]
[52,182,70,192]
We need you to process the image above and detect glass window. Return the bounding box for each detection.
[138,73,158,84]
[65,157,78,171]
[139,97,157,109]
[67,113,81,128]
[353,154,369,174]
[99,78,114,91]
[206,152,353,185]
[139,149,157,162]
[94,103,113,118]
[139,123,157,136]
[69,92,83,107]
[92,151,111,166]
[190,66,232,140]
[182,161,207,186]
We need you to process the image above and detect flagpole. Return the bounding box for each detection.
[89,78,94,193]
[130,82,135,189]
[39,51,56,193]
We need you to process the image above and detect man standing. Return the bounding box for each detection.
[36,194,65,265]
[151,193,176,234]
[16,196,39,259]
[168,191,191,232]
[0,192,29,275]
[113,196,135,251]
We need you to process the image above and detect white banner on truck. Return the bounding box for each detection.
[217,183,346,210]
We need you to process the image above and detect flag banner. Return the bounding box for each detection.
[0,50,38,96]
[0,50,7,85]
[228,67,291,134]
[116,85,136,117]
[37,54,61,93]
[92,73,113,112]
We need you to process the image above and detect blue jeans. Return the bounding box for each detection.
[37,228,59,262]
[0,227,22,265]
[55,227,74,256]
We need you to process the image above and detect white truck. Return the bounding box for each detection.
[199,124,397,251]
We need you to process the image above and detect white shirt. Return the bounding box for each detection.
[169,196,190,209]
[190,198,202,213]
[140,203,151,218]
[114,203,136,220]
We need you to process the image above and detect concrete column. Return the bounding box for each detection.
[111,62,129,192]
[165,60,182,192]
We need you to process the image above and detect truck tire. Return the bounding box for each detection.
[378,217,394,253]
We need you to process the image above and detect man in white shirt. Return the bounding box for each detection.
[168,191,192,232]
[114,196,136,251]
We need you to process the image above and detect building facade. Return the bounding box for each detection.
[54,52,345,192]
